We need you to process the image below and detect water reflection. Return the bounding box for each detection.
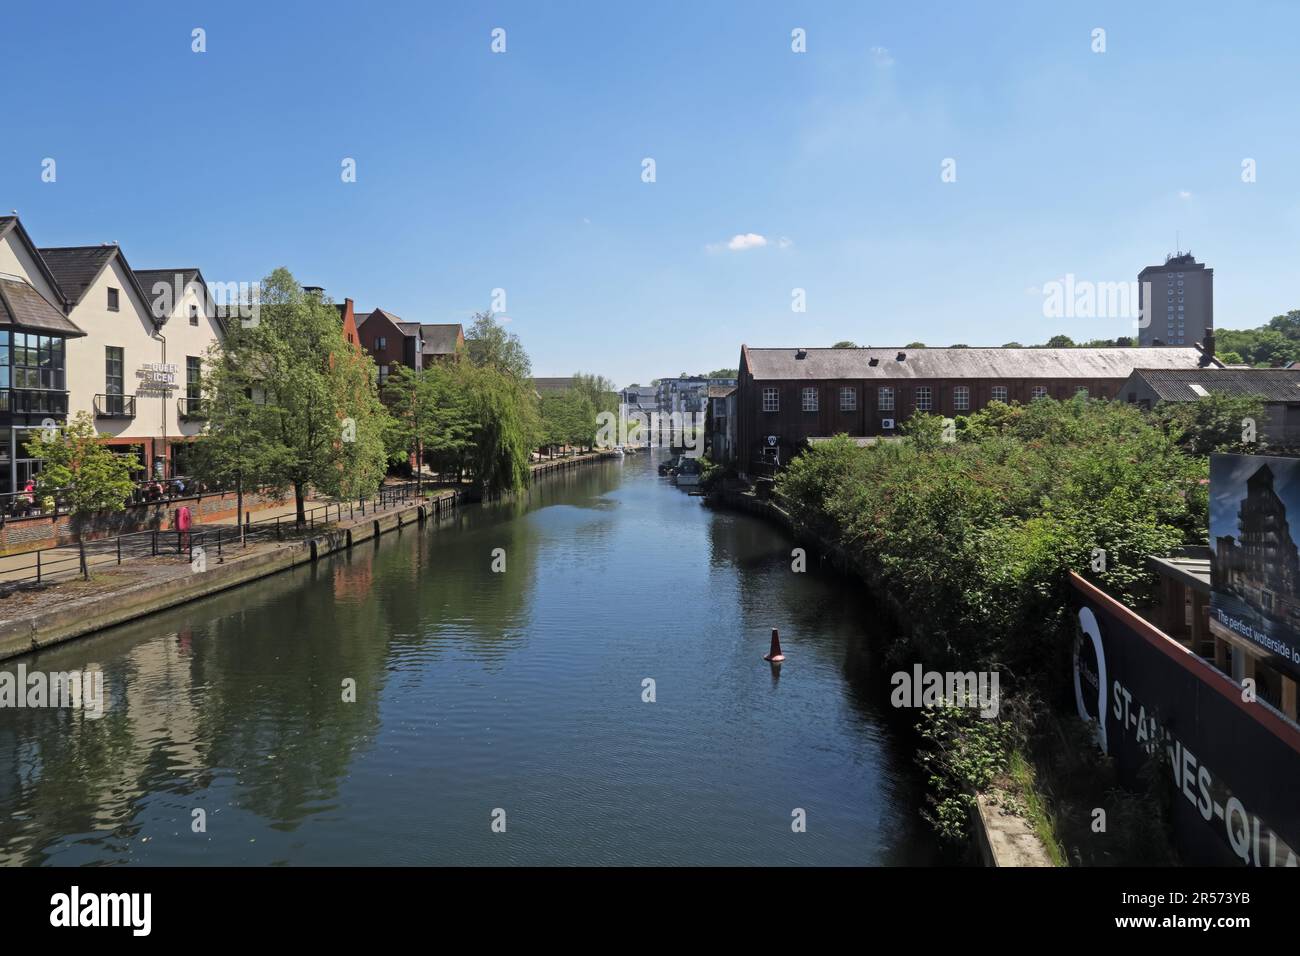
[0,455,940,866]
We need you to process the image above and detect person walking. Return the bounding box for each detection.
[176,504,192,550]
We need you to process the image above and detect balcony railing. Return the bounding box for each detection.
[0,388,69,416]
[177,396,206,421]
[94,393,136,419]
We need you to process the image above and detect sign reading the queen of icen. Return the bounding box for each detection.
[1209,453,1300,679]
[1071,574,1300,866]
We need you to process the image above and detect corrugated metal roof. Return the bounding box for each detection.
[743,346,1213,381]
[1126,367,1300,402]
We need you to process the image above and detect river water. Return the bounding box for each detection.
[0,454,939,865]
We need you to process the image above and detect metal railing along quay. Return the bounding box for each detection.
[0,474,207,520]
[0,482,458,592]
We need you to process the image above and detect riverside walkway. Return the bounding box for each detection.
[0,452,615,660]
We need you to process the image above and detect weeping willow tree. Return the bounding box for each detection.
[449,356,538,497]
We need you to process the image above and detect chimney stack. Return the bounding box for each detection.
[1198,331,1217,366]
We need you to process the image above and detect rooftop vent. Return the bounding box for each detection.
[896,351,906,361]
[795,348,807,359]
[868,357,879,366]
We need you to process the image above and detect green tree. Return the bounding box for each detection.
[572,371,618,425]
[24,412,140,528]
[466,311,532,379]
[1151,393,1266,456]
[705,367,739,377]
[901,410,948,451]
[1045,334,1075,348]
[196,269,389,523]
[190,343,291,542]
[457,361,538,496]
[381,364,474,482]
[831,342,857,349]
[540,390,595,453]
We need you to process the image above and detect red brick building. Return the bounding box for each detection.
[735,344,1220,474]
[356,309,420,384]
[335,297,361,352]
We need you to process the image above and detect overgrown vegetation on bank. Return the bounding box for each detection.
[773,394,1264,863]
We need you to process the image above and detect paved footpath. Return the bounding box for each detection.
[0,456,606,594]
[0,495,328,587]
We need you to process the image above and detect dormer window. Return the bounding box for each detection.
[107,288,120,311]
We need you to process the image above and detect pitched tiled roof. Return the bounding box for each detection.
[357,309,411,332]
[134,269,200,296]
[134,268,206,322]
[0,217,68,308]
[742,346,1216,381]
[1126,367,1300,403]
[420,323,463,354]
[37,246,119,306]
[0,275,85,336]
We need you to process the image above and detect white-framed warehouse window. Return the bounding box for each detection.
[991,385,1008,403]
[762,387,779,412]
[839,387,856,411]
[953,386,970,411]
[1031,385,1048,400]
[802,387,819,412]
[878,387,894,411]
[915,386,932,411]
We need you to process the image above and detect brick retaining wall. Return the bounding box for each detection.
[0,489,289,555]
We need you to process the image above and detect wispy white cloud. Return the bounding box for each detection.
[870,45,894,68]
[1178,190,1192,199]
[707,233,793,253]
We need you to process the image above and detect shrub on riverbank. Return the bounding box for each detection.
[775,396,1222,862]
[776,397,1208,684]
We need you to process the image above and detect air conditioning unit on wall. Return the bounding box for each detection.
[881,418,895,430]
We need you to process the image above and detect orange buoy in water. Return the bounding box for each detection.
[763,627,785,663]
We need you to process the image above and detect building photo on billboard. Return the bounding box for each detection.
[1210,454,1300,708]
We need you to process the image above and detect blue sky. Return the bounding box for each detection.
[1210,453,1300,549]
[4,1,1300,384]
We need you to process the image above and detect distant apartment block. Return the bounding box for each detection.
[620,384,658,419]
[1138,252,1212,347]
[656,376,736,416]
